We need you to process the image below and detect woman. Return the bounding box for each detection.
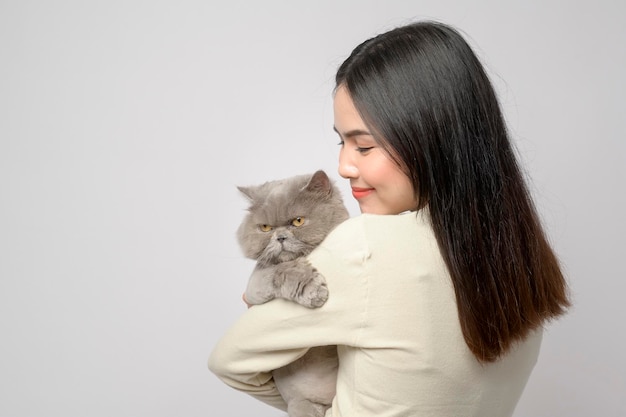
[209,21,570,416]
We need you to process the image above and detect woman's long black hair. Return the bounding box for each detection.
[336,21,570,362]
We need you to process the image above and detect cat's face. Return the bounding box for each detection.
[236,170,349,266]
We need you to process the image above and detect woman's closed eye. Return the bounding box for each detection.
[356,146,374,154]
[336,137,375,154]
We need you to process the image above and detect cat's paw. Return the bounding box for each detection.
[300,272,329,308]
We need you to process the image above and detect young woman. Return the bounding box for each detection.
[209,21,570,416]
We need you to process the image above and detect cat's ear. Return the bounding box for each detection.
[237,185,256,201]
[304,170,332,196]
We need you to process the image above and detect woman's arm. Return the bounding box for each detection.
[208,308,293,411]
[208,216,369,410]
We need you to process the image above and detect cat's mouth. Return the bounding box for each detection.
[269,240,311,261]
[276,244,306,258]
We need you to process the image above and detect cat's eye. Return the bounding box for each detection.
[291,217,305,227]
[259,224,273,232]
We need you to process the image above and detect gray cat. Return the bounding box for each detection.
[236,170,349,417]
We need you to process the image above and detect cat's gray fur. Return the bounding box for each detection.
[236,170,349,417]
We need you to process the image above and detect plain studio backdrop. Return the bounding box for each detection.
[1,1,624,416]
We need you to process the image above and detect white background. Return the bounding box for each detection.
[1,1,624,416]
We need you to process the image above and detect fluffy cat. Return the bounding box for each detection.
[236,170,349,417]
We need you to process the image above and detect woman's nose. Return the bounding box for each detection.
[338,149,358,179]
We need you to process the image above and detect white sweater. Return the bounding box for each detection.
[208,211,542,417]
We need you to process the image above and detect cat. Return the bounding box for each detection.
[236,169,349,417]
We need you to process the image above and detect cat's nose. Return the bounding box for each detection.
[276,235,287,242]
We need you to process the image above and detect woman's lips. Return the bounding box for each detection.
[351,187,374,200]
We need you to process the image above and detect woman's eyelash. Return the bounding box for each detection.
[336,140,373,153]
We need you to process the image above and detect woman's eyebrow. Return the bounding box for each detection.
[332,126,372,138]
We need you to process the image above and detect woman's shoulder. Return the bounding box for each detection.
[323,209,433,248]
[336,209,431,233]
[309,208,443,285]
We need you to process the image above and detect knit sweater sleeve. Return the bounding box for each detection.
[207,216,370,410]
